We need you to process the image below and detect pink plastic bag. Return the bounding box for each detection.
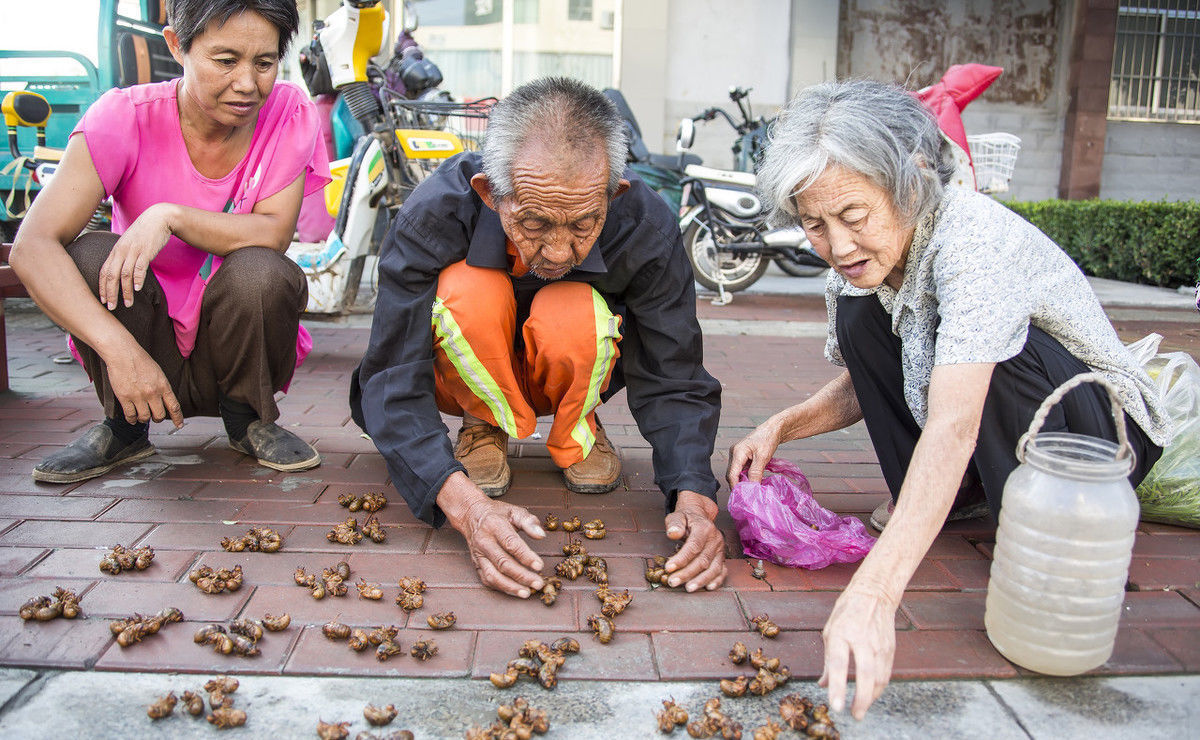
[728,458,876,569]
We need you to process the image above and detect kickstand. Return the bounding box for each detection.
[711,281,732,306]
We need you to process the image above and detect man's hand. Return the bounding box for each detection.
[726,419,782,488]
[819,582,899,720]
[104,340,184,428]
[439,472,546,597]
[99,204,173,310]
[663,490,726,591]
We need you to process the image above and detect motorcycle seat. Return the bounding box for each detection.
[683,164,756,189]
[646,152,701,171]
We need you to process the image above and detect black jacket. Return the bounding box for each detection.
[350,153,721,526]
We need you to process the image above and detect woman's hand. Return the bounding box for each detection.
[104,340,184,428]
[819,582,899,720]
[726,419,782,487]
[99,204,174,310]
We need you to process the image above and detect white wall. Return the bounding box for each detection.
[1101,121,1200,202]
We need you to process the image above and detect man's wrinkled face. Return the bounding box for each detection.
[472,139,627,280]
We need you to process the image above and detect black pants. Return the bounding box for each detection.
[66,231,308,423]
[836,295,1161,519]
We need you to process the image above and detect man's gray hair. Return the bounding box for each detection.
[758,79,954,227]
[481,77,628,200]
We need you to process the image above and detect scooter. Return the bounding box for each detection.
[289,0,492,314]
[676,87,827,302]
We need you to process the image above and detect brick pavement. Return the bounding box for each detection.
[0,302,1197,685]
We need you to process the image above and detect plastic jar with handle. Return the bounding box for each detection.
[984,373,1140,676]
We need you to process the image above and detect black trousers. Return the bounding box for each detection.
[66,231,308,423]
[836,295,1162,519]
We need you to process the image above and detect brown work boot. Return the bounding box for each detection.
[455,422,511,498]
[563,422,621,494]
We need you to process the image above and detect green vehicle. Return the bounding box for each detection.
[1,0,180,240]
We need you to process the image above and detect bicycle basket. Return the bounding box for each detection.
[966,132,1021,194]
[384,92,496,152]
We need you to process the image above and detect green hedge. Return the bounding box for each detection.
[1004,200,1200,288]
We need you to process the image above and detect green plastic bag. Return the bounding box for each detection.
[1129,334,1200,529]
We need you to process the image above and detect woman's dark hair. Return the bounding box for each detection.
[166,0,300,58]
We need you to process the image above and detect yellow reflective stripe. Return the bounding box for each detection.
[570,290,623,455]
[431,297,519,437]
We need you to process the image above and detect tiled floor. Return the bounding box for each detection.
[0,300,1197,684]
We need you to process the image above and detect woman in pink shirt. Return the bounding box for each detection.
[11,0,330,482]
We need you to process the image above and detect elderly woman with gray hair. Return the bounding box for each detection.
[728,79,1170,718]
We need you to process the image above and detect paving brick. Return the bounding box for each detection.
[0,618,116,669]
[83,580,251,621]
[890,630,1019,679]
[899,592,987,630]
[938,559,993,591]
[65,478,207,500]
[190,550,304,586]
[235,500,354,525]
[417,587,579,632]
[286,524,429,554]
[1089,628,1184,676]
[137,523,273,550]
[1119,591,1200,628]
[740,591,911,631]
[238,584,416,626]
[0,493,115,520]
[925,536,987,560]
[94,619,298,675]
[1146,627,1200,671]
[347,552,480,589]
[0,577,95,615]
[97,498,246,524]
[586,589,745,632]
[0,520,153,548]
[1132,534,1200,558]
[551,530,680,559]
[0,547,46,575]
[0,475,82,495]
[1126,558,1200,591]
[803,563,860,591]
[285,626,473,677]
[652,630,825,680]
[25,548,196,582]
[469,629,657,681]
[525,506,637,532]
[188,479,329,503]
[721,558,812,591]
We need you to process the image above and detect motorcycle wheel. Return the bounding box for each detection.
[775,254,828,278]
[683,220,770,293]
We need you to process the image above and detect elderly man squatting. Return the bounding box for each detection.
[728,80,1169,718]
[351,77,725,597]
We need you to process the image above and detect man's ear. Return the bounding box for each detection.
[610,178,631,201]
[470,173,497,211]
[163,26,185,66]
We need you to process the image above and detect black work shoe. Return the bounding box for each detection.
[228,420,321,472]
[32,424,156,484]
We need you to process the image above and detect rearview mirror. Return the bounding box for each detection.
[675,118,695,152]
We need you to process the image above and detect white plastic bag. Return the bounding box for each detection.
[1128,333,1200,528]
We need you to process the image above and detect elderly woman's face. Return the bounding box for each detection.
[794,166,915,291]
[166,11,281,131]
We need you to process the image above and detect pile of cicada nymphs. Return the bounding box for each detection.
[147,675,246,729]
[18,586,82,621]
[193,613,290,657]
[488,637,580,690]
[99,543,155,574]
[219,525,283,553]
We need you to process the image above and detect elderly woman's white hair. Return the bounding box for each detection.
[758,79,955,228]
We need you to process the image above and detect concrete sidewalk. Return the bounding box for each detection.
[0,669,1197,738]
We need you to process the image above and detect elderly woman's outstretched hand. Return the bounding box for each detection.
[820,582,899,720]
[726,420,782,488]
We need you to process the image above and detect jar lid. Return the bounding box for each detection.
[1023,432,1135,481]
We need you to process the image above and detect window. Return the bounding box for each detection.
[568,0,594,21]
[1109,1,1200,122]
